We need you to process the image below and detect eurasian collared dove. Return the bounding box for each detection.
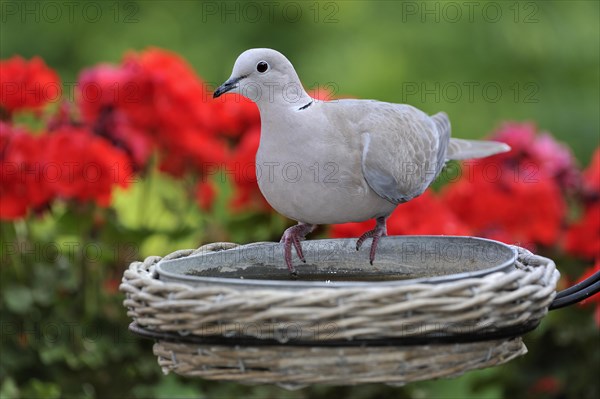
[214,48,510,273]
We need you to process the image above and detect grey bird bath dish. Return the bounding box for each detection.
[120,236,559,387]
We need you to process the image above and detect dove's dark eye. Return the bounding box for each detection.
[256,61,269,73]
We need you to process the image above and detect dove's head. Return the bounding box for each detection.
[213,48,310,107]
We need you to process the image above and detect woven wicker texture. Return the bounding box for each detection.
[120,243,559,342]
[152,338,527,386]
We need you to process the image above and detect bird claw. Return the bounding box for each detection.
[355,217,387,265]
[280,223,315,273]
[355,233,372,251]
[292,237,306,263]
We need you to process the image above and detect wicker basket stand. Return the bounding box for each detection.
[120,238,559,387]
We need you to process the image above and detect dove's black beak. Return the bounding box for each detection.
[213,76,244,98]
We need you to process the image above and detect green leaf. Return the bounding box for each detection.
[3,285,34,314]
[39,345,69,366]
[22,379,61,399]
[132,375,205,399]
[0,377,19,399]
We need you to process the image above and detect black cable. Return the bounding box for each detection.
[550,279,600,310]
[555,270,600,299]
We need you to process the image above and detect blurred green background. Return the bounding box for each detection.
[1,1,599,398]
[1,0,598,161]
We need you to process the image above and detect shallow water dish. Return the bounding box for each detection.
[156,236,517,287]
[120,236,559,386]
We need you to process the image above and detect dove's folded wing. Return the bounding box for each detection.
[359,104,447,204]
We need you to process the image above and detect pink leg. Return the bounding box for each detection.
[280,223,316,273]
[356,216,388,265]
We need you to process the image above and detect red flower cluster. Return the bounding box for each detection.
[566,207,600,259]
[582,148,600,194]
[565,148,600,260]
[0,123,52,219]
[43,126,132,206]
[0,56,60,115]
[442,122,576,248]
[1,123,131,220]
[444,167,565,247]
[211,95,260,138]
[487,122,581,190]
[0,55,137,220]
[76,64,154,168]
[77,48,225,174]
[75,48,267,211]
[529,375,562,396]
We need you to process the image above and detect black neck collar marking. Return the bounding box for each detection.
[298,100,313,111]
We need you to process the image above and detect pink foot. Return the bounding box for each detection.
[355,216,388,265]
[280,223,316,273]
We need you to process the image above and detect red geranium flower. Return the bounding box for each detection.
[77,64,135,122]
[440,123,570,247]
[0,122,53,220]
[77,63,156,169]
[490,122,580,190]
[443,161,565,247]
[0,56,61,115]
[77,48,227,176]
[136,49,230,175]
[100,109,154,170]
[565,205,600,259]
[226,126,271,212]
[565,148,600,259]
[529,375,562,396]
[157,127,228,177]
[43,126,132,206]
[211,94,259,138]
[130,48,214,134]
[582,147,600,196]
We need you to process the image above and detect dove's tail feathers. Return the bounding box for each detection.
[431,112,510,160]
[446,138,511,160]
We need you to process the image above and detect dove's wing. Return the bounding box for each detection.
[431,112,452,174]
[358,103,449,204]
